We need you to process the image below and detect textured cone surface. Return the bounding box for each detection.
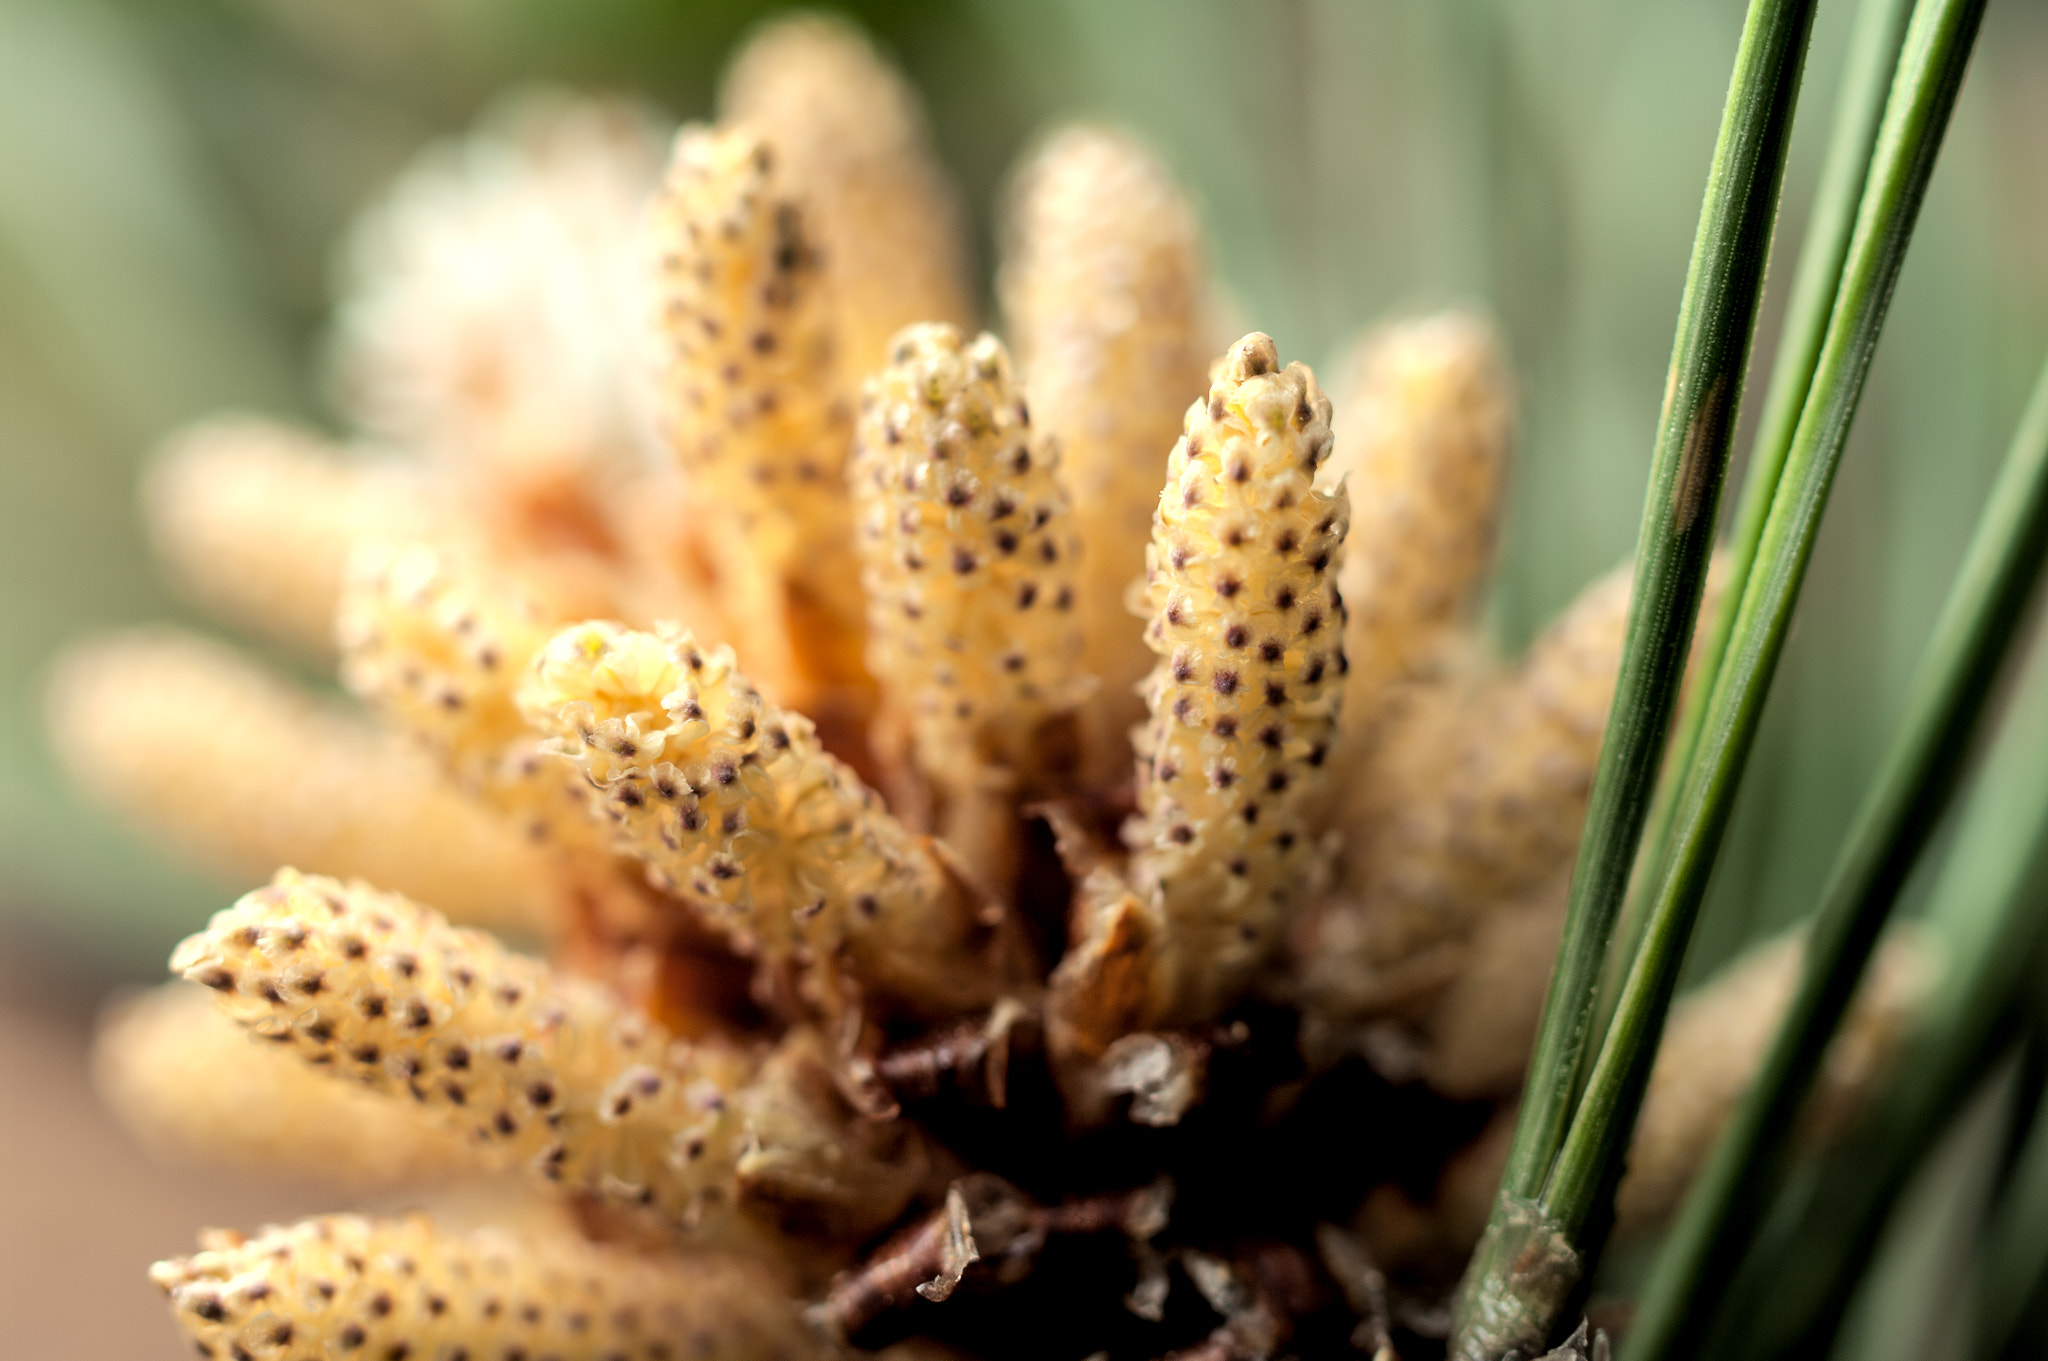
[1125,332,1347,1026]
[48,629,547,934]
[720,12,971,378]
[648,124,864,702]
[170,870,911,1237]
[520,622,998,1018]
[339,545,601,852]
[853,322,1085,787]
[152,1213,823,1361]
[1001,126,1212,783]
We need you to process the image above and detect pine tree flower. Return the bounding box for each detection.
[1295,565,1634,1029]
[152,1212,822,1361]
[1322,312,1513,744]
[1400,565,1634,906]
[1054,333,1347,1045]
[30,20,1861,1353]
[144,416,435,657]
[338,545,596,851]
[332,92,668,510]
[171,870,924,1243]
[325,91,710,633]
[519,622,1003,1019]
[337,543,733,958]
[852,322,1087,876]
[94,982,475,1192]
[1001,125,1214,785]
[48,630,548,934]
[648,124,867,713]
[719,12,972,379]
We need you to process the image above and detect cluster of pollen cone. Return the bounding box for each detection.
[55,15,1932,1361]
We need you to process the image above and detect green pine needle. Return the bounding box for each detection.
[1602,0,1917,1028]
[1448,2,1818,1354]
[1627,345,2048,1361]
[1545,0,1990,1268]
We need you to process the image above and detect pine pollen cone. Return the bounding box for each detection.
[170,870,922,1244]
[1055,332,1348,1045]
[519,621,1005,1020]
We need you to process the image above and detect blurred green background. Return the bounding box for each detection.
[3,0,2046,989]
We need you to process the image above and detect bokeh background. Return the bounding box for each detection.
[1,1,2045,1356]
